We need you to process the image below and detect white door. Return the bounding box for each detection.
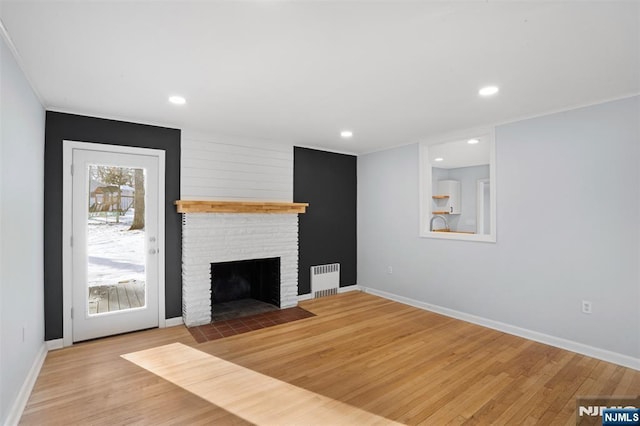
[70,145,163,342]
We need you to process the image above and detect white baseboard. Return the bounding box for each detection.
[298,285,362,302]
[45,339,63,351]
[5,343,48,426]
[165,317,184,327]
[361,286,640,371]
[338,284,361,294]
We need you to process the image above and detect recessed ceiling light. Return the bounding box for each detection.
[169,95,186,105]
[340,130,353,139]
[479,86,499,97]
[467,138,480,144]
[434,157,444,162]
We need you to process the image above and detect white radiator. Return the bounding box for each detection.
[311,263,340,298]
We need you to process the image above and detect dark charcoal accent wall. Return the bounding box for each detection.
[294,147,357,294]
[44,111,181,340]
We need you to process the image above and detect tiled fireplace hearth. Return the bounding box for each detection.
[180,210,301,327]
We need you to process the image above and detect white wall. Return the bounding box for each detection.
[181,131,293,201]
[358,96,640,361]
[0,35,46,423]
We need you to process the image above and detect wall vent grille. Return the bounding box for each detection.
[311,263,340,298]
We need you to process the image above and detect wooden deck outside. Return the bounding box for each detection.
[88,280,145,314]
[20,292,640,425]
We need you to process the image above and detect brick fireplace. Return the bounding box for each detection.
[178,201,307,327]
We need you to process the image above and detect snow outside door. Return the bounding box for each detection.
[71,147,161,342]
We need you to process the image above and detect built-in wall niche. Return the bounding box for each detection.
[419,128,496,242]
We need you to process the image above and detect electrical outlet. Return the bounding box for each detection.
[582,300,592,314]
[387,266,393,274]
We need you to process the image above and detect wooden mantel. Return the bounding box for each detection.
[175,200,309,214]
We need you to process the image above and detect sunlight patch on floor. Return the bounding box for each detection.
[122,343,402,425]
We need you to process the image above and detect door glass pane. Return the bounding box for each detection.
[87,165,146,315]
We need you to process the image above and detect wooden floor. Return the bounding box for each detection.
[123,343,400,425]
[20,292,640,425]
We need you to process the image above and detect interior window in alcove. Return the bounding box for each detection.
[419,129,496,242]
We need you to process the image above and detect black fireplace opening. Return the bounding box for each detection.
[211,257,281,321]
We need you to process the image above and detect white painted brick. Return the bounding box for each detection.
[181,213,299,326]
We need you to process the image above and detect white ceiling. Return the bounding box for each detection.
[1,1,638,154]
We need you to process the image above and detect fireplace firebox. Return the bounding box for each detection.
[210,257,281,321]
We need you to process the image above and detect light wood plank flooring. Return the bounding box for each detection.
[20,292,640,425]
[123,343,400,425]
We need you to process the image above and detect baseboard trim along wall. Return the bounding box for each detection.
[45,339,63,351]
[298,285,361,302]
[165,317,184,327]
[5,343,48,426]
[338,285,361,294]
[361,286,640,372]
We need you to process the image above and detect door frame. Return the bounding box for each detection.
[62,140,166,347]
